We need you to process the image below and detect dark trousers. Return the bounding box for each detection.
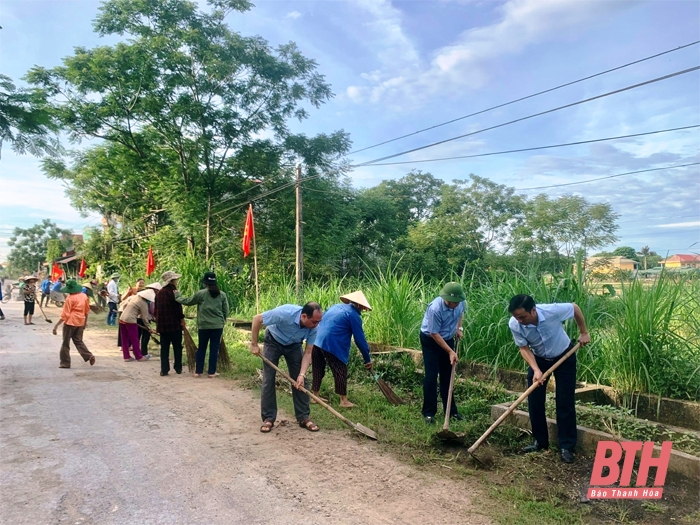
[160,330,183,374]
[311,346,348,396]
[420,332,459,418]
[261,330,310,423]
[107,302,118,325]
[40,292,50,307]
[527,344,577,451]
[196,328,223,375]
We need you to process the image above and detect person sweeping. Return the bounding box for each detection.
[155,271,185,376]
[22,276,39,325]
[311,291,373,408]
[175,272,229,378]
[52,279,95,369]
[119,289,155,362]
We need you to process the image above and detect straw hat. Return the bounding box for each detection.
[145,282,162,291]
[160,270,181,285]
[340,290,372,311]
[24,275,38,282]
[83,282,93,290]
[137,289,156,302]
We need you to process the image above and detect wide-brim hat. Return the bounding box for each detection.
[202,271,217,286]
[439,282,466,303]
[137,289,156,302]
[160,271,181,285]
[340,290,372,311]
[110,273,121,280]
[61,279,83,294]
[145,282,162,291]
[24,276,38,282]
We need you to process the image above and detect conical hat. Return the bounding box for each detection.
[340,290,372,311]
[137,289,156,302]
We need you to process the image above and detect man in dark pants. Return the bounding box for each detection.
[508,294,590,463]
[155,271,184,376]
[250,302,323,433]
[420,282,466,425]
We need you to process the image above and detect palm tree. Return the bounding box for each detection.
[638,245,651,270]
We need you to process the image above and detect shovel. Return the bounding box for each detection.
[34,298,53,323]
[259,354,378,440]
[467,343,581,462]
[436,361,464,441]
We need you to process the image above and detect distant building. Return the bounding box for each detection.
[660,254,700,269]
[583,256,638,274]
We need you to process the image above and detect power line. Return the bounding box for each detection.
[513,162,699,191]
[360,125,700,166]
[352,66,700,167]
[348,41,700,155]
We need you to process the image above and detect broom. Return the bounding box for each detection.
[369,365,404,405]
[217,335,232,372]
[183,326,197,373]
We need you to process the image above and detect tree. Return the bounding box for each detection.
[638,245,651,270]
[612,246,638,261]
[7,220,71,273]
[0,74,60,159]
[28,0,346,258]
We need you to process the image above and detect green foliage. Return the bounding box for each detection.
[612,246,639,260]
[7,219,71,273]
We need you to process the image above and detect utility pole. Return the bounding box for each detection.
[295,163,303,301]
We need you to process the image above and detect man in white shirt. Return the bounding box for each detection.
[508,294,590,463]
[106,273,120,326]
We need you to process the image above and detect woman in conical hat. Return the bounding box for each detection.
[311,290,373,408]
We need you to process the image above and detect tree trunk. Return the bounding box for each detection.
[205,194,212,260]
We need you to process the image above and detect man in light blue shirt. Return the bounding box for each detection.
[250,302,323,433]
[420,282,466,424]
[508,294,590,463]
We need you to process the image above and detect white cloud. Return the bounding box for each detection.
[286,11,302,20]
[347,0,634,106]
[656,221,700,229]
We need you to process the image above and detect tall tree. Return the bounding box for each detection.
[7,219,71,273]
[0,74,59,159]
[28,0,346,258]
[638,245,651,270]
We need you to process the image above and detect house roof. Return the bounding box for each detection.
[660,254,700,263]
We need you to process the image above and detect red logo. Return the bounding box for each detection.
[588,441,672,499]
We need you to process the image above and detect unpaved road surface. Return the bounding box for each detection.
[0,300,492,525]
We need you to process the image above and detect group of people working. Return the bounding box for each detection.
[54,269,589,463]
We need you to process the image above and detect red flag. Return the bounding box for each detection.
[78,258,87,278]
[51,263,62,281]
[146,246,156,277]
[242,204,255,258]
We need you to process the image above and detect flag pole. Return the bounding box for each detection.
[251,205,260,314]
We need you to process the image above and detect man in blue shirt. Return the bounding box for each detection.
[250,302,323,433]
[508,294,590,463]
[40,277,52,307]
[420,282,466,424]
[311,291,373,408]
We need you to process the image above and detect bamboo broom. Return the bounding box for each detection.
[217,335,232,372]
[183,326,197,373]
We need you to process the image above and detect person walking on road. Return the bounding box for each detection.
[250,302,323,433]
[311,291,373,408]
[508,294,590,463]
[119,288,154,362]
[155,271,185,376]
[52,279,95,368]
[40,277,52,307]
[175,272,229,378]
[420,282,466,425]
[106,273,120,326]
[22,276,38,325]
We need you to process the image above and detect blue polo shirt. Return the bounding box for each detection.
[420,297,466,339]
[51,281,62,292]
[262,304,317,346]
[508,303,574,358]
[314,303,371,365]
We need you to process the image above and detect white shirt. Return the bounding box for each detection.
[107,279,119,304]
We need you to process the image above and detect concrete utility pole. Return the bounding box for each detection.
[295,163,303,301]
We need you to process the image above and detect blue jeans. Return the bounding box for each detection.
[196,328,223,375]
[107,302,118,325]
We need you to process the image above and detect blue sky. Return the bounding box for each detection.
[1,0,699,262]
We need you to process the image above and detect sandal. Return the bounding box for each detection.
[299,418,319,432]
[260,420,274,433]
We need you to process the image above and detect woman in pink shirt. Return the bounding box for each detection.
[52,279,95,369]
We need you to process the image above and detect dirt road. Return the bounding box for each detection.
[0,300,492,525]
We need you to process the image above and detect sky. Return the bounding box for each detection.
[1,0,699,262]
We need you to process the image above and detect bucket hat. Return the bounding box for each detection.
[61,279,83,294]
[340,290,372,311]
[160,271,181,285]
[439,282,466,303]
[202,272,218,286]
[110,273,121,280]
[137,289,156,302]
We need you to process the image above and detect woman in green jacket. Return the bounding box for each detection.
[175,272,230,377]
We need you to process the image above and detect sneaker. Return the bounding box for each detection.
[522,440,549,453]
[424,416,435,425]
[560,449,575,463]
